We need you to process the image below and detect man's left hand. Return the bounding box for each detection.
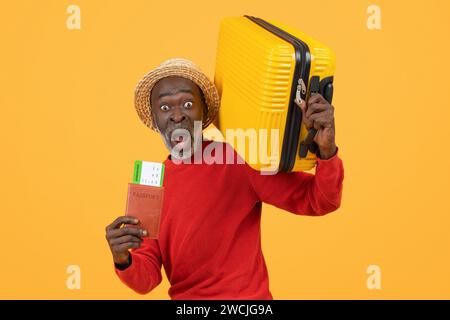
[295,93,337,159]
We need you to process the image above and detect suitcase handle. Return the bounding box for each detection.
[299,76,320,158]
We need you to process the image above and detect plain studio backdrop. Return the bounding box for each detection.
[0,0,449,299]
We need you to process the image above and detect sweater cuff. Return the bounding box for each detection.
[114,254,137,278]
[317,146,340,163]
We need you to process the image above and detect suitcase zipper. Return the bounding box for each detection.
[244,15,311,172]
[296,78,307,105]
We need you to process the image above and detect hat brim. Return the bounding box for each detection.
[134,59,220,133]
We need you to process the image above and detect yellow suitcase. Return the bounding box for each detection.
[214,15,336,172]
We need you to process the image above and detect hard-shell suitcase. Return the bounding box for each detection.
[214,15,336,172]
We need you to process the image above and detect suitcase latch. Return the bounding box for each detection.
[295,78,306,105]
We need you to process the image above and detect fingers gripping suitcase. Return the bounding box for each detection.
[214,16,336,172]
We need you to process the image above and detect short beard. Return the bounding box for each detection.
[161,121,203,161]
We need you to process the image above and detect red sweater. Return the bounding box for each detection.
[115,140,344,299]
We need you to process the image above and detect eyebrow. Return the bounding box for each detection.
[157,88,194,99]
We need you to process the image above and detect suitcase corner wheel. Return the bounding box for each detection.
[214,15,336,172]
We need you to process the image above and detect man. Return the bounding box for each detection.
[105,58,344,299]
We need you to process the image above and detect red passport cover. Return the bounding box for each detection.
[125,183,164,239]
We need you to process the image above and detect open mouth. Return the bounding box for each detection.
[174,135,184,143]
[169,128,191,147]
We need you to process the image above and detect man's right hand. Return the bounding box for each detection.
[105,216,148,268]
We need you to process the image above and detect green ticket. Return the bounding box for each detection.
[133,160,165,187]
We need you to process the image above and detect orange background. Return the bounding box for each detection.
[1,0,449,299]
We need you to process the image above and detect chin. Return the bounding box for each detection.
[160,128,201,160]
[171,143,195,160]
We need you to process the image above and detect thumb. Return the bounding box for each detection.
[295,98,305,111]
[295,99,311,128]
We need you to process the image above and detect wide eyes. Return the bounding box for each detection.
[159,101,193,111]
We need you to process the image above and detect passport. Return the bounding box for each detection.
[125,183,164,239]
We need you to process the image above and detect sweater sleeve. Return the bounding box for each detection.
[244,147,344,216]
[114,237,163,294]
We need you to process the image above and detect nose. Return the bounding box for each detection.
[170,107,186,124]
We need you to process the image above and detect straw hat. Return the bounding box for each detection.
[134,58,220,133]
